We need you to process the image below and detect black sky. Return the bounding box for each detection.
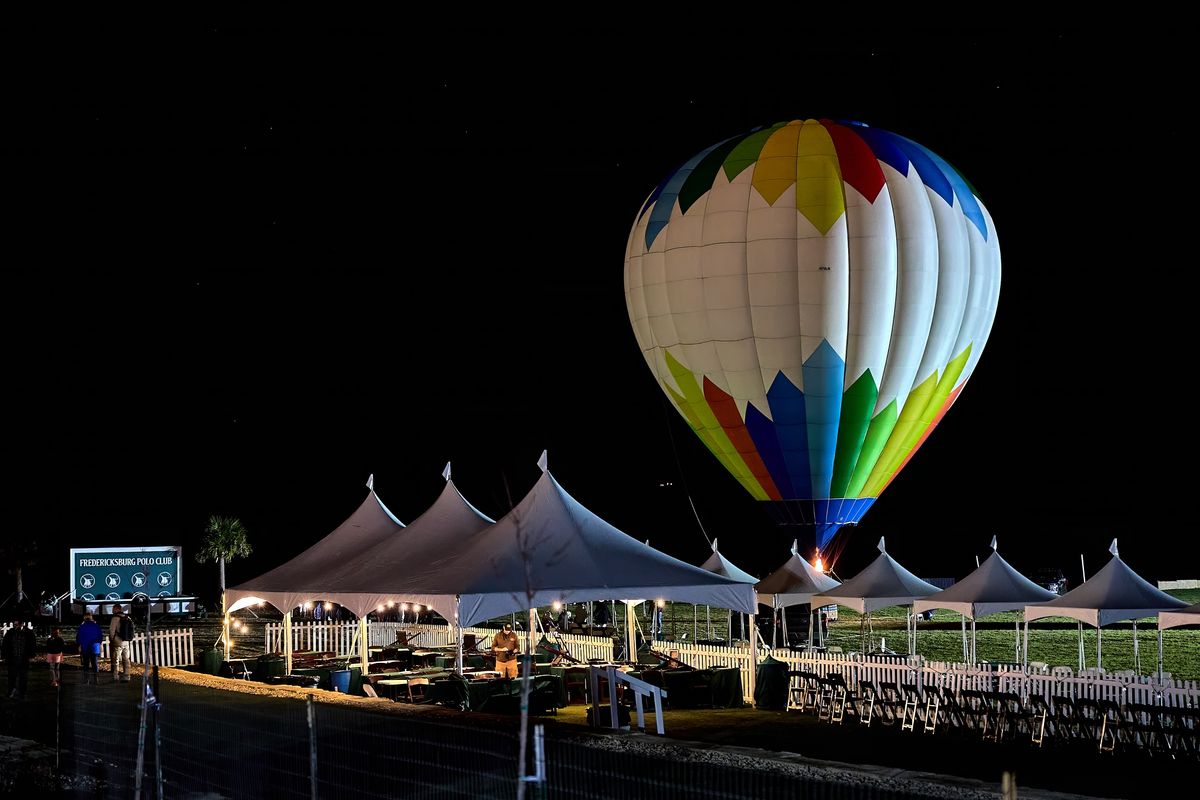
[7,27,1191,600]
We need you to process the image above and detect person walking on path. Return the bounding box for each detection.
[45,627,66,687]
[76,613,103,685]
[2,614,38,699]
[109,605,134,682]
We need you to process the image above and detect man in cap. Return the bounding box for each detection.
[492,622,521,679]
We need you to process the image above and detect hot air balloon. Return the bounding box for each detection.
[624,119,1000,562]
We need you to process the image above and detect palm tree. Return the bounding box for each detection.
[195,516,252,615]
[2,541,37,605]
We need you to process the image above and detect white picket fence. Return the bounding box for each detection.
[257,622,1200,708]
[265,621,615,663]
[99,628,194,668]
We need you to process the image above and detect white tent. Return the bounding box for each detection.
[1157,602,1200,681]
[1022,539,1188,671]
[417,466,759,627]
[912,536,1055,662]
[225,475,406,617]
[756,540,841,609]
[756,540,842,649]
[810,537,940,654]
[1159,602,1200,631]
[696,538,757,644]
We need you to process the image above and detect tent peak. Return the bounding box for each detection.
[366,474,374,491]
[442,462,452,482]
[537,450,548,473]
[711,538,719,553]
[990,535,997,551]
[790,539,798,556]
[877,536,886,553]
[1109,538,1119,558]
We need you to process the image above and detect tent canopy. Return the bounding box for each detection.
[698,539,758,584]
[756,541,841,609]
[1024,540,1188,627]
[412,468,759,626]
[912,539,1055,619]
[810,538,940,614]
[1160,602,1200,630]
[226,476,406,615]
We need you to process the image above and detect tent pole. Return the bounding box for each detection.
[527,607,535,670]
[748,610,758,702]
[961,614,967,661]
[284,611,293,676]
[692,604,697,643]
[726,609,731,643]
[807,607,814,651]
[359,615,369,676]
[706,605,712,639]
[1077,622,1084,672]
[1015,619,1020,663]
[454,596,463,677]
[625,603,637,663]
[1157,628,1164,684]
[1132,620,1140,674]
[971,619,977,664]
[1022,619,1029,669]
[781,606,789,647]
[1097,626,1102,672]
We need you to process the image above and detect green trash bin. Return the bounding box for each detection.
[256,654,286,681]
[754,656,789,710]
[200,647,222,676]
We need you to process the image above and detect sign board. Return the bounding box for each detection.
[70,546,183,602]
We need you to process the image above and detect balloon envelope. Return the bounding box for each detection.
[624,119,1000,549]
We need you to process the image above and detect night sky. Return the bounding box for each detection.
[8,28,1191,602]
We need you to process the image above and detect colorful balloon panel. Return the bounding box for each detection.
[624,120,1000,547]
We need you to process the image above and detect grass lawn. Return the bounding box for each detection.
[654,589,1200,681]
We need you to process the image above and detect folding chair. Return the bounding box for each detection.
[899,684,921,732]
[1028,694,1052,747]
[857,680,878,727]
[921,687,942,735]
[878,682,902,726]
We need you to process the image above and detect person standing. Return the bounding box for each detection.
[492,622,521,679]
[2,615,38,699]
[45,628,66,688]
[76,613,103,685]
[109,605,134,682]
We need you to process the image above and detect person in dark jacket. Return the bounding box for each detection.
[76,613,103,685]
[2,615,38,699]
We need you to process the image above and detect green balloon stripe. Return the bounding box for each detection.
[721,123,786,182]
[829,370,879,498]
[844,400,898,498]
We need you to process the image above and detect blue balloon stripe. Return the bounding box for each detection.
[745,401,795,499]
[767,373,812,499]
[644,143,724,250]
[802,341,845,501]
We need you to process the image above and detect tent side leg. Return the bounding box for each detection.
[454,596,463,676]
[284,611,293,676]
[748,612,757,704]
[359,616,369,676]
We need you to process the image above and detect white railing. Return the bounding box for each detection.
[265,620,361,656]
[100,628,194,667]
[0,623,11,637]
[266,621,616,663]
[589,665,669,735]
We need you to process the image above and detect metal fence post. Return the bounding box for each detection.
[307,694,319,800]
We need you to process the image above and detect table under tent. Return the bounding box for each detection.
[911,536,1055,663]
[754,540,841,649]
[810,538,941,655]
[1022,539,1189,673]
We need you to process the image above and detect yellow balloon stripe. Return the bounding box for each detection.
[794,120,845,235]
[751,121,801,205]
[863,344,973,496]
[663,352,770,500]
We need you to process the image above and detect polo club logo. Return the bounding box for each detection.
[132,573,148,588]
[80,574,96,589]
[157,572,173,587]
[105,573,121,588]
[105,593,120,600]
[81,593,96,601]
[157,590,172,597]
